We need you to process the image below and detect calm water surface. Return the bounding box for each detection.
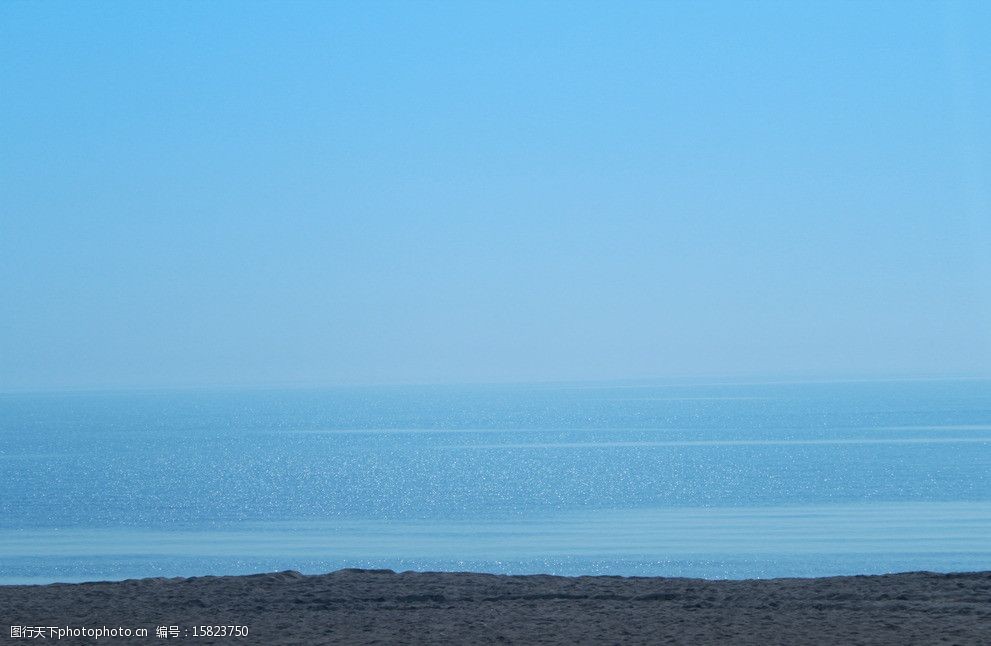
[1,380,989,583]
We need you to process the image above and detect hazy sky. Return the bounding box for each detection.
[2,1,990,390]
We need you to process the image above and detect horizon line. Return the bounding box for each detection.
[2,372,990,396]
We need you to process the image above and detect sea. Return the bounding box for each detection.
[1,379,989,584]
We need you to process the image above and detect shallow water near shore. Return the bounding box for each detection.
[2,379,990,583]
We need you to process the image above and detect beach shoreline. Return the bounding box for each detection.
[2,568,989,644]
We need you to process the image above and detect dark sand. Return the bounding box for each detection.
[2,569,989,645]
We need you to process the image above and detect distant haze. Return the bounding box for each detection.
[2,1,990,390]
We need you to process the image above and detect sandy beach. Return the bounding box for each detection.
[2,569,989,644]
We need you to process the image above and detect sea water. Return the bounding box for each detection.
[1,379,989,583]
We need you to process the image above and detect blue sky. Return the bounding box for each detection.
[2,1,989,390]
